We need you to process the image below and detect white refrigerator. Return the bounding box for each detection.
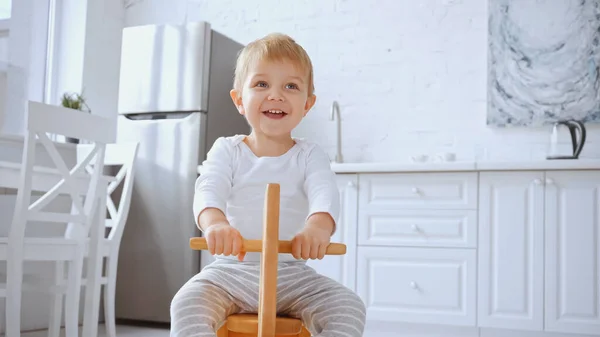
[114,21,249,324]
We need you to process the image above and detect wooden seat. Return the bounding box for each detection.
[225,313,303,335]
[189,183,346,337]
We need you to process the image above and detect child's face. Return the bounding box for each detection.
[230,58,316,139]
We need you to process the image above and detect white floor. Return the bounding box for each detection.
[21,324,170,337]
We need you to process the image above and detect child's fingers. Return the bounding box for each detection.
[310,243,319,260]
[231,233,242,256]
[318,244,327,260]
[214,234,224,255]
[301,241,311,260]
[207,233,216,255]
[222,234,232,256]
[291,236,302,259]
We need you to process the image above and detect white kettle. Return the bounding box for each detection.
[547,120,586,160]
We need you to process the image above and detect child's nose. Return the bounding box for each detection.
[267,89,285,101]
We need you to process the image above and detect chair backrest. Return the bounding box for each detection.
[9,101,116,248]
[258,183,280,337]
[77,142,139,246]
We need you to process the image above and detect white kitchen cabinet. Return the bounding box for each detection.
[478,170,600,335]
[306,174,358,291]
[358,208,477,248]
[322,163,600,337]
[356,172,478,327]
[358,172,478,249]
[477,171,545,331]
[358,172,478,210]
[544,171,600,335]
[356,246,476,326]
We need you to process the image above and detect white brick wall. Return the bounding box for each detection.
[125,0,600,162]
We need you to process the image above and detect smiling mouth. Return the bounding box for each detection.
[262,109,287,119]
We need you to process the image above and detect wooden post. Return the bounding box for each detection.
[258,183,280,337]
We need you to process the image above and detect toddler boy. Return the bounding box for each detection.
[170,32,366,337]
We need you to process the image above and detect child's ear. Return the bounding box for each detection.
[230,89,245,115]
[303,94,317,116]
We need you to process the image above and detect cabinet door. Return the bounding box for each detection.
[356,246,476,326]
[306,174,358,291]
[478,171,545,330]
[545,171,600,335]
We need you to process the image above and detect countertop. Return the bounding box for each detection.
[330,159,600,173]
[197,158,600,175]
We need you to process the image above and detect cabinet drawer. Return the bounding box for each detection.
[356,247,476,326]
[358,209,477,248]
[359,172,477,210]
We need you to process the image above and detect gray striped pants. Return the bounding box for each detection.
[170,259,366,337]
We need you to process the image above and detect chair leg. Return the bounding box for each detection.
[104,256,118,337]
[48,294,64,337]
[65,255,84,337]
[6,255,23,337]
[48,261,65,337]
[0,298,5,335]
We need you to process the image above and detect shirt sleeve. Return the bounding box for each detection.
[192,137,233,230]
[303,144,340,235]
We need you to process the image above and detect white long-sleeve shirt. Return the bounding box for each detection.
[193,134,340,262]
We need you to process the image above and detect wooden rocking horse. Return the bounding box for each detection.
[189,183,346,337]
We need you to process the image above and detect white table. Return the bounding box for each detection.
[0,133,79,191]
[0,133,105,337]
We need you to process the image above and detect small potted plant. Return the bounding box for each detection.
[60,91,91,143]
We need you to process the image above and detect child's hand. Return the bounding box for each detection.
[291,222,332,260]
[204,223,246,261]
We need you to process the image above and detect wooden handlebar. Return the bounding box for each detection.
[189,237,347,255]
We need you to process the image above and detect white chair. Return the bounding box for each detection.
[0,101,115,337]
[47,142,138,337]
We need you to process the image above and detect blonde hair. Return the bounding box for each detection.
[233,33,315,96]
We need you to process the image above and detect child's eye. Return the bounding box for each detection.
[286,83,298,90]
[256,81,268,88]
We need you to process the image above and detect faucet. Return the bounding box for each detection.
[330,100,343,163]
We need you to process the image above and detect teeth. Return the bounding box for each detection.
[267,110,284,114]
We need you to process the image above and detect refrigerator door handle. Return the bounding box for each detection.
[123,111,201,121]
